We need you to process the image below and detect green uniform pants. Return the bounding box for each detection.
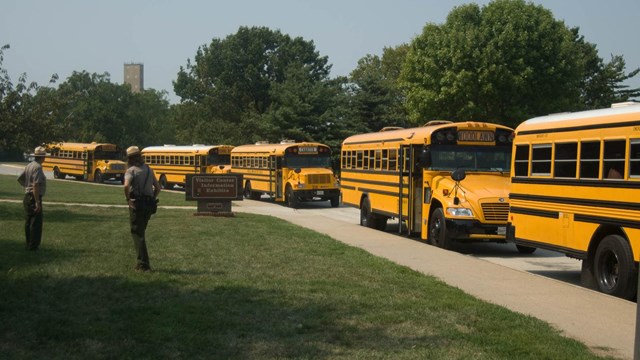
[129,206,152,268]
[23,193,43,250]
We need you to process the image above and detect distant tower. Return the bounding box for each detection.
[124,63,144,93]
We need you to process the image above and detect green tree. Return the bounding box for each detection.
[0,44,59,158]
[401,0,639,128]
[173,26,337,145]
[350,45,409,131]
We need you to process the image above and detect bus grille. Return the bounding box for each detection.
[481,203,509,222]
[110,164,125,170]
[307,174,331,185]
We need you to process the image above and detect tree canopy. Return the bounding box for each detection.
[400,0,639,127]
[173,26,340,145]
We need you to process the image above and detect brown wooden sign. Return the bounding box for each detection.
[185,174,243,201]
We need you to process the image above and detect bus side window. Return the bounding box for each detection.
[630,140,640,178]
[554,142,577,178]
[603,139,625,179]
[579,141,600,179]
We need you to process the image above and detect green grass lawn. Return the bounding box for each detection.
[0,176,611,359]
[0,174,188,207]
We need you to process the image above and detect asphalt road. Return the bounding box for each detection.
[0,162,582,287]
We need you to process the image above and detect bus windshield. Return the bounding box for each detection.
[284,155,332,168]
[94,150,123,160]
[207,154,231,165]
[429,145,511,172]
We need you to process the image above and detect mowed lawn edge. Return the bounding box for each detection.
[0,175,611,359]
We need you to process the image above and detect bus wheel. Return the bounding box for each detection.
[360,197,377,229]
[160,175,168,189]
[594,235,637,300]
[516,245,536,254]
[243,182,251,198]
[286,185,299,208]
[94,170,103,183]
[330,196,340,208]
[429,208,452,249]
[53,167,62,179]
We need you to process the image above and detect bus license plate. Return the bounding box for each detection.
[497,226,506,235]
[317,190,324,195]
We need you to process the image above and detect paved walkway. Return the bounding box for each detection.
[1,197,636,359]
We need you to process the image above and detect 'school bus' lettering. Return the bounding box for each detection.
[340,121,514,250]
[42,142,126,183]
[230,141,340,208]
[507,102,640,300]
[141,144,234,189]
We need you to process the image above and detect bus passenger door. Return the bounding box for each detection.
[270,156,283,200]
[410,146,423,234]
[86,151,93,181]
[399,145,422,235]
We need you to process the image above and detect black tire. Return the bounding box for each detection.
[243,181,251,199]
[330,196,340,208]
[429,208,452,249]
[594,235,637,300]
[160,175,168,189]
[360,197,378,229]
[285,185,298,208]
[94,170,103,183]
[53,167,62,179]
[516,245,537,254]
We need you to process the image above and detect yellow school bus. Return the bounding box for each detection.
[341,121,514,249]
[141,145,234,188]
[42,142,126,183]
[508,102,640,299]
[230,141,340,207]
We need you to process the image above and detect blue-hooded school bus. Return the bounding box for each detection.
[341,121,515,250]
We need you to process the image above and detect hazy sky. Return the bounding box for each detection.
[2,0,639,104]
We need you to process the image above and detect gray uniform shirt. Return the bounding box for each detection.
[22,161,47,196]
[125,164,156,198]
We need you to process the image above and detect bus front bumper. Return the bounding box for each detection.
[294,188,340,201]
[444,219,507,242]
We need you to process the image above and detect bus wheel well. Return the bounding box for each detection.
[428,199,443,218]
[587,225,627,259]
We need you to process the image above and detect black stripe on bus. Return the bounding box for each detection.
[517,119,640,136]
[359,187,406,198]
[574,214,640,229]
[513,237,587,259]
[341,169,402,176]
[341,184,356,190]
[341,177,406,188]
[509,206,559,219]
[511,177,640,189]
[509,193,640,211]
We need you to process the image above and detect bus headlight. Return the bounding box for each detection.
[446,207,473,217]
[297,183,306,189]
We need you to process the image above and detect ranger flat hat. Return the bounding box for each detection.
[33,146,46,157]
[126,146,141,157]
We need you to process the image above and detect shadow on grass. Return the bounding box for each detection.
[0,275,412,359]
[0,238,81,274]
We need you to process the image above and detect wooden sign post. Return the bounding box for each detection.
[185,174,243,216]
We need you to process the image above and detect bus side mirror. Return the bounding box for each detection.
[451,168,466,182]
